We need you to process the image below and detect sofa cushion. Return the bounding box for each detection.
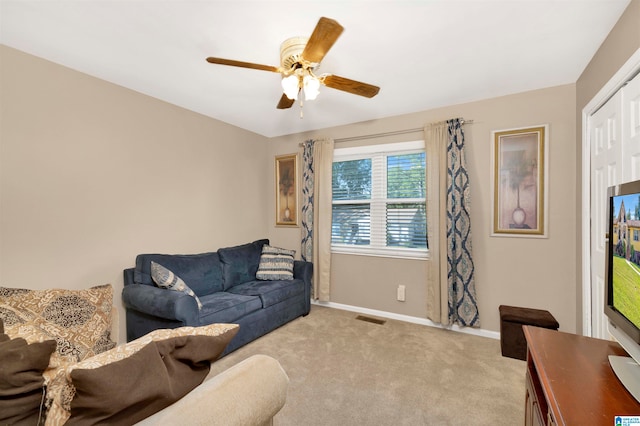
[227,279,305,308]
[256,245,296,281]
[198,292,262,324]
[219,239,269,290]
[0,326,57,426]
[151,261,203,310]
[135,252,223,296]
[0,285,116,362]
[46,323,239,426]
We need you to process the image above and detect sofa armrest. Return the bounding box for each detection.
[294,260,313,313]
[293,260,312,283]
[134,354,289,426]
[121,284,199,325]
[123,267,136,286]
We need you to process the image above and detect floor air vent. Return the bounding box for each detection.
[355,315,386,325]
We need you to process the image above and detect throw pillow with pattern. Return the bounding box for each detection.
[45,323,239,426]
[256,245,295,281]
[0,285,116,362]
[150,262,203,310]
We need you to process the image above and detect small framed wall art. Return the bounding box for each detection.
[491,125,548,238]
[275,153,299,227]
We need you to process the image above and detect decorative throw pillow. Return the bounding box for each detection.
[150,261,203,310]
[2,313,77,385]
[0,326,57,426]
[0,284,116,362]
[46,323,239,426]
[256,245,296,281]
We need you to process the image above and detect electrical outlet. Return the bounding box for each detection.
[397,285,406,302]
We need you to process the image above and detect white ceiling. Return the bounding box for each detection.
[0,1,631,137]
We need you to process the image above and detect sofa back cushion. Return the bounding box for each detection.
[134,252,223,296]
[218,239,269,290]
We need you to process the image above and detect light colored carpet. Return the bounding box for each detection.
[209,305,526,425]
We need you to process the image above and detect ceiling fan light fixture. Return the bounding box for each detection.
[206,17,379,111]
[281,75,299,100]
[303,74,320,100]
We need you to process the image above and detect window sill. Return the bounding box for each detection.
[331,245,428,261]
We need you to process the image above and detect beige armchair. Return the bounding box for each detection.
[112,308,290,426]
[135,354,289,426]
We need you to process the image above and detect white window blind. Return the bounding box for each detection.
[331,141,427,259]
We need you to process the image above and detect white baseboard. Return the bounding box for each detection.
[311,300,500,340]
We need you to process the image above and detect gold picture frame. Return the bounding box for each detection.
[275,153,299,227]
[491,125,548,238]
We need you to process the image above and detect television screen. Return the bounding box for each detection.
[605,182,640,403]
[610,192,640,331]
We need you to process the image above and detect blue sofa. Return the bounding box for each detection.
[122,239,312,354]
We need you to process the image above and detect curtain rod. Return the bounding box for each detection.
[299,119,473,146]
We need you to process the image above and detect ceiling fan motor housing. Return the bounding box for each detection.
[280,37,314,72]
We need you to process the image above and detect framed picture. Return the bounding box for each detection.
[275,153,299,227]
[491,125,548,238]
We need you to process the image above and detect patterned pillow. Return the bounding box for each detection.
[0,285,116,362]
[45,323,239,426]
[256,245,296,281]
[150,261,203,310]
[2,310,78,384]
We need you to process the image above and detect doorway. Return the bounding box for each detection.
[583,49,640,338]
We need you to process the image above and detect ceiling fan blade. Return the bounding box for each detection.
[301,17,344,64]
[277,93,296,109]
[206,57,280,73]
[322,75,380,98]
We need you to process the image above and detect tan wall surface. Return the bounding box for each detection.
[268,84,577,333]
[575,0,640,333]
[0,45,269,342]
[4,0,637,340]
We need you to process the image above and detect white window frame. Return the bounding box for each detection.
[331,140,428,260]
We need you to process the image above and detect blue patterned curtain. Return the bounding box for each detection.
[300,139,334,301]
[301,140,315,265]
[445,119,479,326]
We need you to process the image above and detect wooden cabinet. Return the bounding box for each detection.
[525,364,547,425]
[524,326,640,425]
[525,367,545,426]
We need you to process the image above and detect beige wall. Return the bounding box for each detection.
[575,0,640,333]
[268,84,577,333]
[2,0,637,341]
[0,45,269,342]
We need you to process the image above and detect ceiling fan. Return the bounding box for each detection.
[206,17,380,110]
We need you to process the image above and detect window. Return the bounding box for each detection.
[331,141,427,259]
